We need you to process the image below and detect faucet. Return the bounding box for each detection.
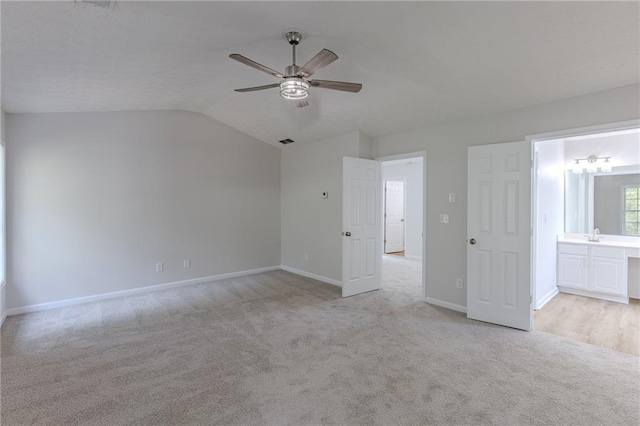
[588,228,601,242]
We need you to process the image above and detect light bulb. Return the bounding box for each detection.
[280,78,310,100]
[600,160,612,173]
[572,161,583,174]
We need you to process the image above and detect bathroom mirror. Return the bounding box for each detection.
[565,166,640,235]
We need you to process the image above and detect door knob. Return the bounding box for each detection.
[342,231,352,237]
[469,238,477,245]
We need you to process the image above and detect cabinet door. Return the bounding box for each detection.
[558,253,588,289]
[590,256,626,296]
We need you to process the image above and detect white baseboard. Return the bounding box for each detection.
[535,287,559,310]
[558,287,628,304]
[424,297,467,314]
[5,266,281,317]
[280,265,342,287]
[404,255,422,261]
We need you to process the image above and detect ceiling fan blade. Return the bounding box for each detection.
[296,99,309,108]
[234,83,280,93]
[229,54,284,78]
[299,49,338,77]
[309,79,362,93]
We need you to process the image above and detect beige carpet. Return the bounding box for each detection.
[1,257,638,425]
[381,254,422,298]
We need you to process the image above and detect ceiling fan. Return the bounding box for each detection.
[229,31,362,108]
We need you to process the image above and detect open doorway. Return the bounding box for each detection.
[384,179,405,256]
[379,155,424,299]
[531,124,640,356]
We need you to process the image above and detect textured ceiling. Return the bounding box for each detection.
[2,1,639,147]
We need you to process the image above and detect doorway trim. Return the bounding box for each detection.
[527,119,640,311]
[376,151,427,300]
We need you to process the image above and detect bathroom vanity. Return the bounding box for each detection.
[557,234,640,303]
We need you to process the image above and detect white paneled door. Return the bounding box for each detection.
[385,180,405,254]
[342,157,382,297]
[467,141,532,331]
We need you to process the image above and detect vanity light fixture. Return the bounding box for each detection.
[600,158,612,173]
[571,155,612,174]
[571,159,583,174]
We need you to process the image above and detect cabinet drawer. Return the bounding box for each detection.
[591,246,625,259]
[558,243,588,256]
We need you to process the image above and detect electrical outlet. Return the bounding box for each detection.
[156,262,164,272]
[183,259,190,269]
[440,214,449,224]
[449,193,456,203]
[456,278,464,289]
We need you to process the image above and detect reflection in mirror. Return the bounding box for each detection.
[565,166,640,235]
[594,172,640,235]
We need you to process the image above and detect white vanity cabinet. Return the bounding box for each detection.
[557,244,588,290]
[589,247,626,296]
[557,242,628,303]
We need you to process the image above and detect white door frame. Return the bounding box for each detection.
[384,177,407,254]
[527,119,640,311]
[376,151,427,300]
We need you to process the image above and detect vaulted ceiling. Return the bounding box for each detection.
[2,1,639,147]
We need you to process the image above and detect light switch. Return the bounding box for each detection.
[440,214,449,224]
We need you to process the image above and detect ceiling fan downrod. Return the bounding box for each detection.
[285,31,303,76]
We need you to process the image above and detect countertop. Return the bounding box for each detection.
[558,234,640,250]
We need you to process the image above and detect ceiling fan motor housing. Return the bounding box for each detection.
[285,65,301,77]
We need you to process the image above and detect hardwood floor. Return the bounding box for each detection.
[535,292,640,356]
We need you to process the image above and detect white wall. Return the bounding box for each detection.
[382,161,423,258]
[564,131,640,169]
[359,132,374,161]
[6,111,281,309]
[280,131,371,283]
[534,139,564,309]
[373,83,640,309]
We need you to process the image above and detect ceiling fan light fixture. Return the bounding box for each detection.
[280,78,309,100]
